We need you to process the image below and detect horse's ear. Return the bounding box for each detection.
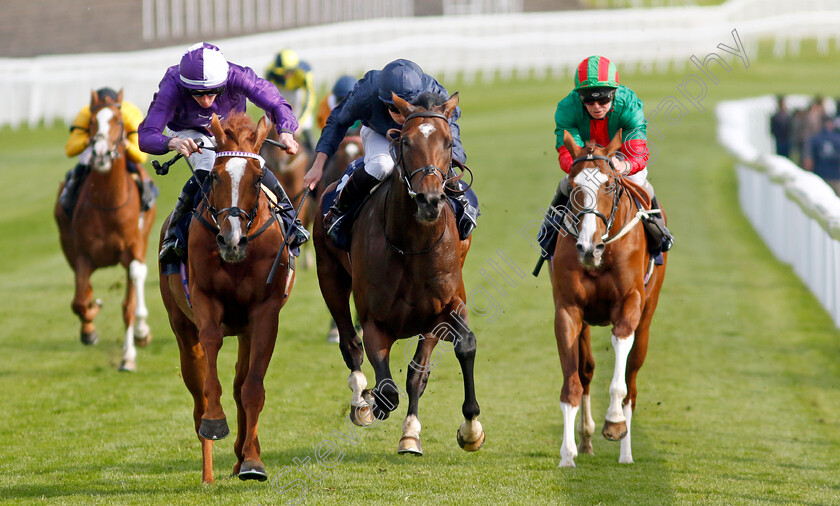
[255,115,269,151]
[442,92,459,118]
[607,128,623,156]
[563,130,579,159]
[392,93,413,116]
[116,89,124,104]
[210,114,225,145]
[90,90,98,108]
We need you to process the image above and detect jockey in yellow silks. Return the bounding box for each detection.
[266,48,317,152]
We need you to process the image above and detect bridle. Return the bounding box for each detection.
[383,110,461,255]
[559,152,625,243]
[195,150,277,241]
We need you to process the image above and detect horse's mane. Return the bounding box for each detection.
[221,112,259,151]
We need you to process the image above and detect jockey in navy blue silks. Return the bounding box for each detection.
[303,59,475,240]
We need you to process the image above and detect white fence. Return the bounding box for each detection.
[717,96,840,329]
[2,0,840,129]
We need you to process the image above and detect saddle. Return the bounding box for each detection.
[321,160,480,251]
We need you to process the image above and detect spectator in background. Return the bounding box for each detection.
[769,95,792,158]
[804,115,840,196]
[790,107,808,165]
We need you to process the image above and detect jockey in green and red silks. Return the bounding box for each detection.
[554,55,649,176]
[533,55,672,275]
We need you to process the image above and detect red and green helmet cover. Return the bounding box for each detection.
[573,55,619,92]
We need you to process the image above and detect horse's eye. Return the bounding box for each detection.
[445,140,453,150]
[401,138,410,147]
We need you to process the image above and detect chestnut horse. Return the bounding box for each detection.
[260,130,314,266]
[54,90,156,372]
[159,112,294,483]
[551,130,667,467]
[314,93,485,455]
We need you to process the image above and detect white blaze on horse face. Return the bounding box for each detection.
[91,108,115,172]
[573,167,607,249]
[225,158,247,240]
[418,123,436,138]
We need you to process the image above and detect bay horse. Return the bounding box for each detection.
[260,129,314,267]
[159,112,294,483]
[550,130,667,467]
[54,89,156,372]
[314,93,485,455]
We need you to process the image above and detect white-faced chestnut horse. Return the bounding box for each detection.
[314,93,485,456]
[54,89,156,372]
[159,112,294,483]
[550,130,667,467]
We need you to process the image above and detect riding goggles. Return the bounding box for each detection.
[188,86,226,97]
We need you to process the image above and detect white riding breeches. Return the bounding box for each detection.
[361,126,395,182]
[168,129,216,173]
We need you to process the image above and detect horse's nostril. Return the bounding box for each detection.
[595,243,605,253]
[576,243,586,254]
[415,194,428,206]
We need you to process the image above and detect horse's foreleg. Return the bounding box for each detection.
[118,260,147,372]
[555,307,584,467]
[71,258,100,345]
[130,260,151,346]
[577,325,596,455]
[398,333,437,455]
[232,334,252,476]
[193,298,228,441]
[603,292,642,443]
[453,322,485,453]
[236,308,279,482]
[362,321,399,421]
[618,300,654,464]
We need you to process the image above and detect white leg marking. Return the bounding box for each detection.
[606,333,634,423]
[402,414,421,439]
[559,401,579,467]
[129,260,150,338]
[121,325,136,367]
[619,402,634,464]
[348,371,368,407]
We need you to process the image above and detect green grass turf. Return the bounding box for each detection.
[0,40,839,504]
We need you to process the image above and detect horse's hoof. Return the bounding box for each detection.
[134,332,152,347]
[558,458,577,468]
[238,459,268,481]
[118,359,136,372]
[602,420,627,441]
[578,440,594,455]
[199,417,230,440]
[397,436,423,456]
[349,404,375,426]
[80,331,98,346]
[457,429,485,452]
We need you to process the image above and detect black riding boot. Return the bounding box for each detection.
[159,189,195,264]
[644,195,674,254]
[325,169,381,240]
[261,169,310,249]
[538,185,570,260]
[59,163,89,217]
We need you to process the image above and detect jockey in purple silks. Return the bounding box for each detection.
[139,42,310,264]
